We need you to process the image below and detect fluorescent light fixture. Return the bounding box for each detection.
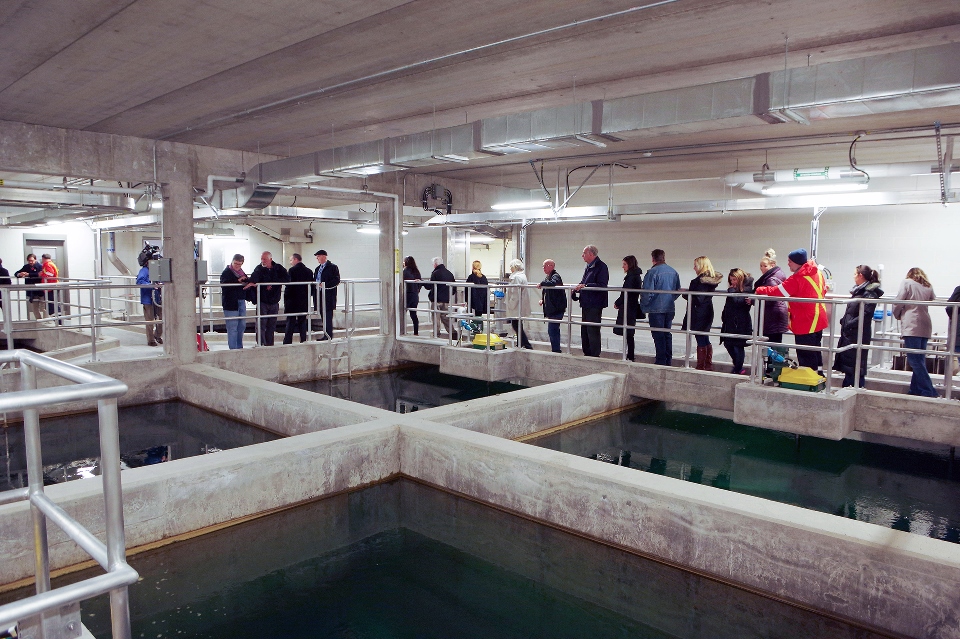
[431,154,470,164]
[401,229,409,236]
[491,200,552,211]
[45,219,64,225]
[356,224,380,234]
[762,181,868,196]
[151,199,163,210]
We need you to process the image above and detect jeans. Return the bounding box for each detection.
[581,307,602,357]
[724,343,745,373]
[259,302,279,346]
[648,312,674,366]
[695,334,711,347]
[794,331,823,370]
[904,336,938,397]
[545,313,563,353]
[224,301,246,349]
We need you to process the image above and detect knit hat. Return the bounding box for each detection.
[787,248,808,266]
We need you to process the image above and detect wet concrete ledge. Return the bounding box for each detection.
[176,363,390,435]
[417,372,629,439]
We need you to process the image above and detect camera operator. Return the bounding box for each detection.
[136,245,163,347]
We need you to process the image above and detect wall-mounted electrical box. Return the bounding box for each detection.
[196,260,208,283]
[149,258,172,282]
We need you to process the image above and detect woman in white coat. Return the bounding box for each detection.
[892,267,937,398]
[507,259,533,349]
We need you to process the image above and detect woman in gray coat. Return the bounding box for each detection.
[892,267,937,397]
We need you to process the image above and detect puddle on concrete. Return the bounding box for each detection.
[0,401,278,488]
[528,401,960,543]
[288,364,541,412]
[5,479,885,639]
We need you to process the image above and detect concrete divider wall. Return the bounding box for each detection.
[399,420,960,639]
[197,334,395,383]
[0,420,401,584]
[856,391,960,446]
[176,364,389,435]
[417,372,628,439]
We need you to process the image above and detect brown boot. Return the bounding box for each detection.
[695,346,707,370]
[704,344,714,371]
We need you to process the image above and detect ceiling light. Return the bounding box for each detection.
[151,199,163,210]
[491,200,552,211]
[45,219,64,225]
[431,154,470,164]
[356,224,380,234]
[761,181,868,196]
[401,230,409,236]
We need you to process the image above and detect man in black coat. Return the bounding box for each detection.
[246,251,289,346]
[537,259,566,353]
[572,245,609,357]
[313,249,341,340]
[283,253,314,344]
[428,257,457,339]
[15,254,44,319]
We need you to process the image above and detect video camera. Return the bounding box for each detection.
[137,244,162,267]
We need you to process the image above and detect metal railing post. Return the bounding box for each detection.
[824,298,836,393]
[853,298,865,389]
[683,292,692,369]
[3,288,13,352]
[566,287,573,355]
[98,396,132,639]
[21,362,51,598]
[945,302,957,401]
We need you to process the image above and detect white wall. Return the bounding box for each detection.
[528,202,960,334]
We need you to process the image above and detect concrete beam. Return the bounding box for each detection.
[856,391,960,446]
[417,372,629,439]
[176,364,389,435]
[734,384,857,440]
[437,345,520,381]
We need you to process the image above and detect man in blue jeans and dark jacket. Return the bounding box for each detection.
[572,245,608,357]
[538,259,566,353]
[640,248,681,366]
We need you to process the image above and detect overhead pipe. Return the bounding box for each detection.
[0,179,151,196]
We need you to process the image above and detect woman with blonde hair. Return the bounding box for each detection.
[465,260,488,316]
[506,259,532,349]
[681,256,722,369]
[752,249,788,343]
[893,267,937,397]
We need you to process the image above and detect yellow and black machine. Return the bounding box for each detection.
[764,346,826,392]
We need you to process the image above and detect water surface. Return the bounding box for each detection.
[0,401,278,488]
[288,364,538,412]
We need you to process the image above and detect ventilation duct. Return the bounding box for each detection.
[105,232,132,276]
[390,123,491,168]
[763,42,960,123]
[205,180,280,211]
[316,139,396,178]
[481,102,621,155]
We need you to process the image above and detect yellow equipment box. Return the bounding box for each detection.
[472,333,506,350]
[776,366,825,392]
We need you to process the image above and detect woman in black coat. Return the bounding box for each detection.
[402,256,423,335]
[720,268,754,374]
[752,249,789,343]
[465,260,489,316]
[833,265,883,388]
[613,255,643,361]
[681,256,723,370]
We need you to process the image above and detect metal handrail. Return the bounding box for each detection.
[404,279,960,399]
[0,350,137,639]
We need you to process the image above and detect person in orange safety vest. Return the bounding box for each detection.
[754,248,827,371]
[40,253,61,323]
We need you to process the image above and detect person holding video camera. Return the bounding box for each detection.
[136,245,163,347]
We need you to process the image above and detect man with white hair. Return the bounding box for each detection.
[572,245,609,357]
[246,251,289,346]
[428,257,457,339]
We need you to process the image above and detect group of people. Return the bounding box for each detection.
[401,245,955,399]
[3,253,62,321]
[214,249,340,350]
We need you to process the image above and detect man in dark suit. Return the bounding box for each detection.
[428,257,457,339]
[283,253,314,344]
[246,251,289,346]
[313,249,340,340]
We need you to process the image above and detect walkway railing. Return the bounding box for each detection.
[0,351,137,639]
[403,279,960,400]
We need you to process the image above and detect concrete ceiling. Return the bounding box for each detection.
[2,0,960,192]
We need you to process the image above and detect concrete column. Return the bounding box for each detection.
[379,198,397,336]
[160,166,198,364]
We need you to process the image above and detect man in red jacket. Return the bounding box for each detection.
[754,248,827,371]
